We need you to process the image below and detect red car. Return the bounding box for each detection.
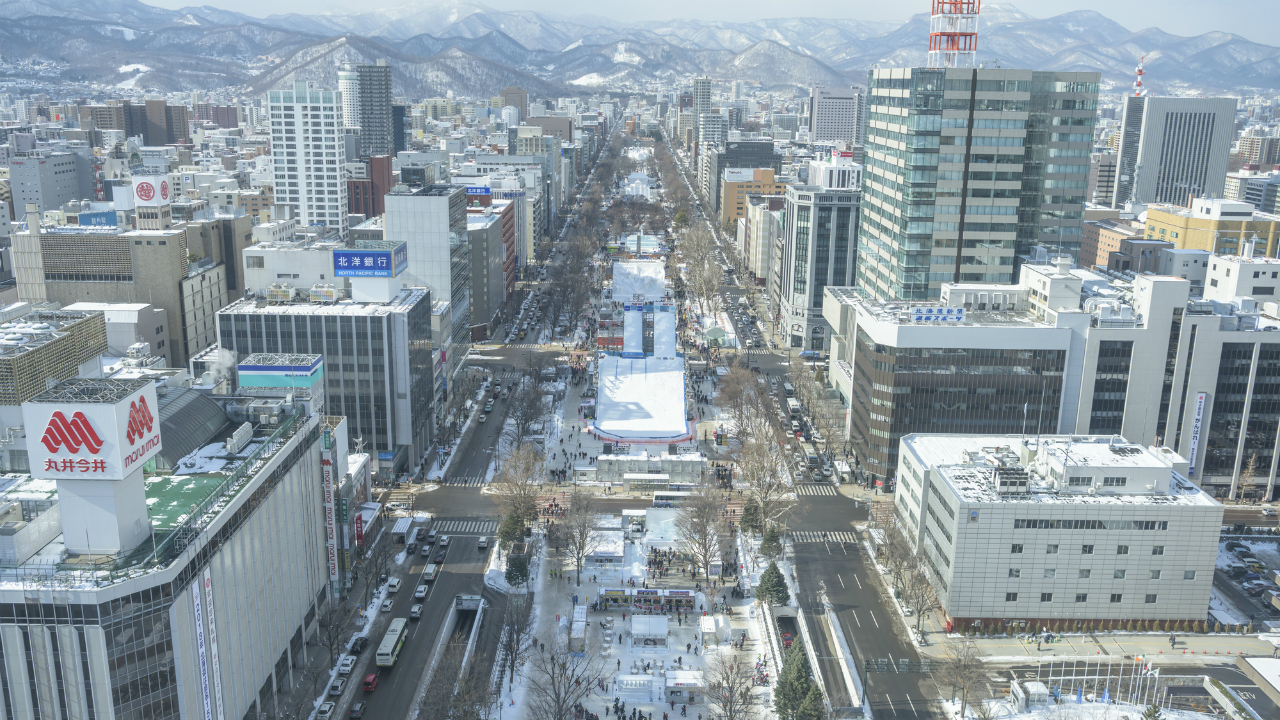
[362,673,379,692]
[781,633,794,649]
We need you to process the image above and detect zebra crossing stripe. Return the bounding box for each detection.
[791,531,858,543]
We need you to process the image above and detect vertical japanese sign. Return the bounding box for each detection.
[322,428,339,591]
[1187,392,1207,475]
[203,569,225,720]
[191,579,213,720]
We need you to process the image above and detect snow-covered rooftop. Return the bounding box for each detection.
[612,260,667,301]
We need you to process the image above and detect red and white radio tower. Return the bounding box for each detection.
[928,0,981,69]
[1132,56,1148,96]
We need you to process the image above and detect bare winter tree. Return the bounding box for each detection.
[497,592,535,687]
[882,524,918,595]
[317,604,348,668]
[735,437,796,529]
[705,652,760,720]
[416,634,470,720]
[564,488,603,586]
[901,564,942,634]
[940,638,986,719]
[491,443,545,526]
[502,382,548,450]
[675,484,728,582]
[452,650,500,720]
[525,639,607,720]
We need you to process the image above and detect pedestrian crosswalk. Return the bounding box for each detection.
[796,483,838,496]
[428,518,499,534]
[441,475,487,486]
[790,531,858,543]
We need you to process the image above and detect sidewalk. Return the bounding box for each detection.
[917,626,1279,666]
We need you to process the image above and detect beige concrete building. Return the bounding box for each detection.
[1144,198,1280,257]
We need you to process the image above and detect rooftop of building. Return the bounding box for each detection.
[388,183,460,197]
[0,304,104,360]
[219,288,428,317]
[905,434,1218,508]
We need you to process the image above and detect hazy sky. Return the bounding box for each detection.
[148,0,1280,45]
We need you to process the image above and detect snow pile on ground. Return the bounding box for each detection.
[949,697,1213,720]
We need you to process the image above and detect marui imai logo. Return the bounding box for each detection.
[135,182,155,201]
[126,395,154,445]
[40,411,108,474]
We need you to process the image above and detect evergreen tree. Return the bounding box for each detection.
[497,513,523,555]
[1141,704,1163,720]
[797,683,825,720]
[774,644,812,720]
[505,553,529,587]
[758,561,790,606]
[740,498,764,536]
[760,524,783,561]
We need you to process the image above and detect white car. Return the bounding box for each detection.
[415,584,428,599]
[381,599,393,613]
[338,655,356,675]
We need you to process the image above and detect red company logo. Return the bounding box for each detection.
[159,181,169,200]
[126,396,155,445]
[136,182,155,201]
[41,412,104,455]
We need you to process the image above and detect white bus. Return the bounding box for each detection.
[652,491,692,508]
[787,398,802,418]
[376,618,408,668]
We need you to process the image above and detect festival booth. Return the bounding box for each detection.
[597,588,697,613]
[629,615,669,652]
[614,675,662,703]
[664,671,704,705]
[587,531,625,568]
[570,605,588,654]
[699,616,717,646]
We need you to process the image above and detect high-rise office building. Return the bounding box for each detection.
[338,62,361,129]
[773,178,860,352]
[1089,151,1118,207]
[384,185,471,418]
[1113,96,1236,208]
[692,77,712,136]
[268,81,350,239]
[77,99,189,144]
[501,86,528,121]
[808,87,866,145]
[356,60,394,157]
[857,67,1100,302]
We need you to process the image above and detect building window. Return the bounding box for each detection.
[1079,569,1091,578]
[1068,476,1091,487]
[1046,544,1059,554]
[1102,476,1127,487]
[1152,546,1164,555]
[1008,569,1020,578]
[1114,569,1127,579]
[1075,593,1088,603]
[1006,593,1018,602]
[1117,545,1129,555]
[1184,570,1197,580]
[1110,594,1123,603]
[1040,593,1053,602]
[1149,570,1161,579]
[1081,545,1094,555]
[1043,569,1056,578]
[1145,594,1157,604]
[1011,544,1023,554]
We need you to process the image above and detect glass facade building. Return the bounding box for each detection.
[857,67,1100,301]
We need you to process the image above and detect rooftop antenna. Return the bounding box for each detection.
[1133,56,1148,97]
[928,0,981,69]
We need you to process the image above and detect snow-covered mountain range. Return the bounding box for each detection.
[1,0,1277,94]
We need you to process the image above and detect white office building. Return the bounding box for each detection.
[808,87,866,145]
[268,81,349,239]
[773,183,860,352]
[896,433,1222,627]
[1114,96,1236,208]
